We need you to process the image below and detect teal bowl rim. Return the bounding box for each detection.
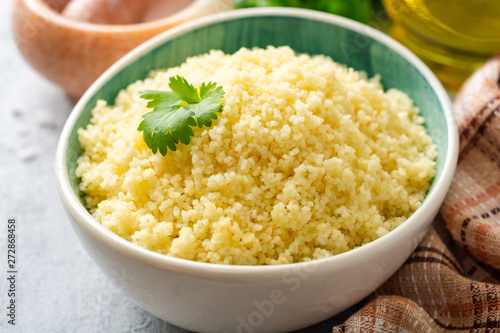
[55,7,459,277]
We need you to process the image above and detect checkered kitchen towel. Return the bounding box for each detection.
[332,56,500,332]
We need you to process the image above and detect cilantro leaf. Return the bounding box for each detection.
[139,90,183,109]
[138,76,225,155]
[185,81,225,128]
[168,76,200,104]
[137,105,196,156]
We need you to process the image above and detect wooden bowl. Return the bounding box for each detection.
[12,0,233,100]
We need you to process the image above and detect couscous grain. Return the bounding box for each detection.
[76,46,437,265]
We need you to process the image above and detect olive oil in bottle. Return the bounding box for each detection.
[383,0,500,90]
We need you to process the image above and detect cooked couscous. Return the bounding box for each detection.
[76,46,436,265]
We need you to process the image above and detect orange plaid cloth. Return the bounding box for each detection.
[331,56,500,332]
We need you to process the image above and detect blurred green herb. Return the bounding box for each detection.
[138,76,225,156]
[233,0,372,23]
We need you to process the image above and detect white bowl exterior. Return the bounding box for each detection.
[59,197,435,333]
[55,7,458,333]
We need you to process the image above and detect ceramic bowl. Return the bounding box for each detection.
[55,8,458,333]
[12,0,233,100]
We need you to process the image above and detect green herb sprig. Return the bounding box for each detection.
[138,76,225,156]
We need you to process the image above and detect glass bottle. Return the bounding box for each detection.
[383,0,500,90]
